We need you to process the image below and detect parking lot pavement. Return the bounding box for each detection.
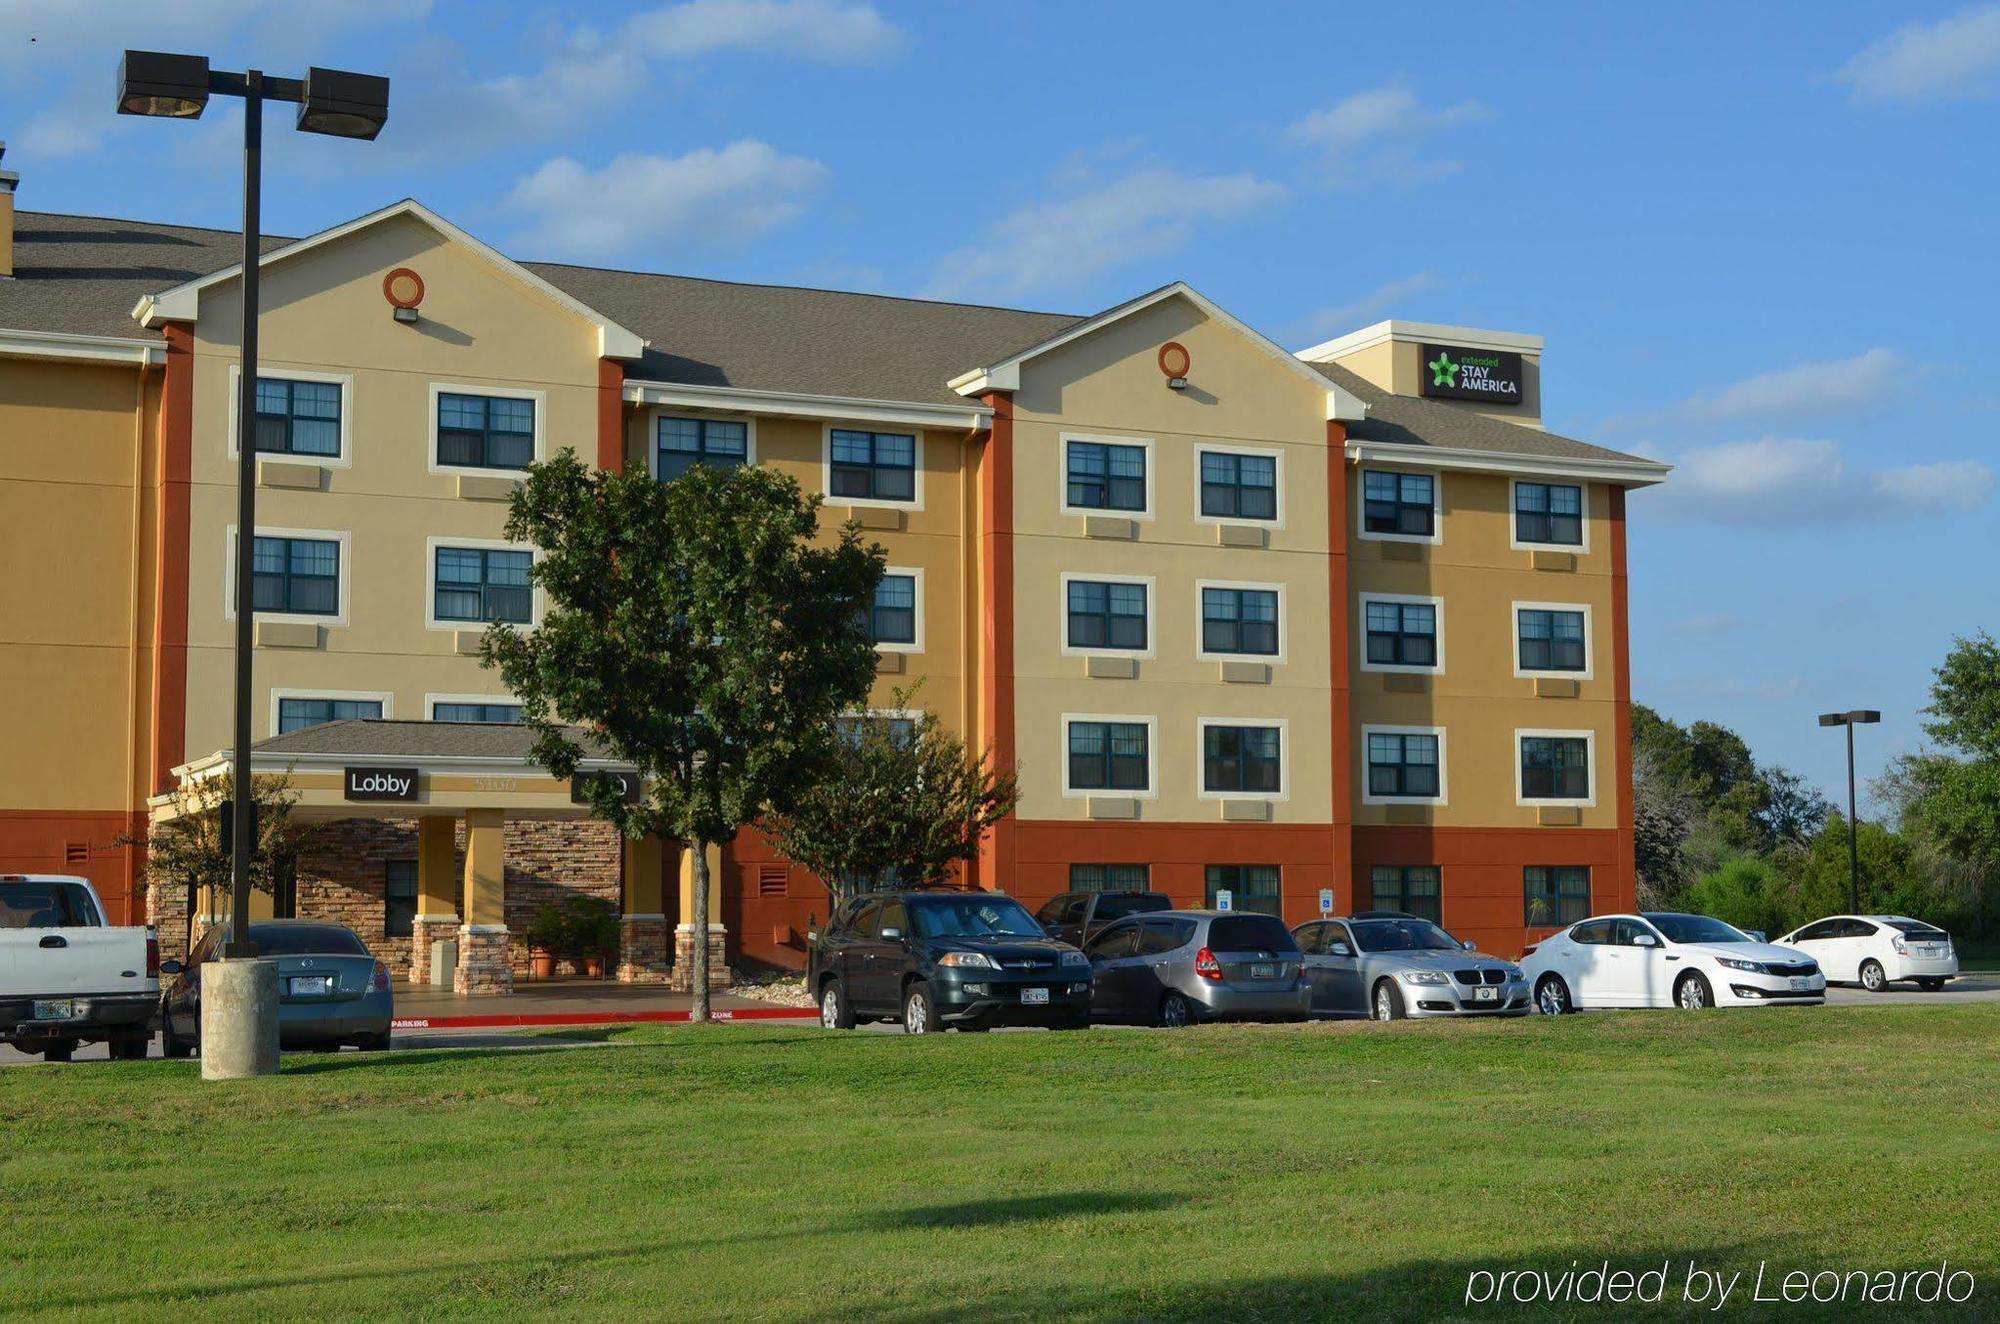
[1824,974,2000,1005]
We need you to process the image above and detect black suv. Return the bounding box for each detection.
[809,890,1092,1033]
[1034,890,1173,947]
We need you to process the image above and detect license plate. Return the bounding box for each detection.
[1474,986,1498,1002]
[288,975,334,996]
[31,999,76,1020]
[1250,962,1276,980]
[1789,977,1809,993]
[1020,987,1050,1005]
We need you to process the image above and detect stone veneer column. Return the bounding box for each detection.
[409,816,461,985]
[454,808,514,996]
[671,840,732,992]
[617,833,671,984]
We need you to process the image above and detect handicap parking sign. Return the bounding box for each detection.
[1319,888,1334,915]
[1215,889,1233,912]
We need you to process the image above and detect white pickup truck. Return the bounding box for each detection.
[1,875,158,1061]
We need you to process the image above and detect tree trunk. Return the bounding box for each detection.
[691,838,712,1023]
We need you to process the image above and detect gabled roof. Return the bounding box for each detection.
[948,281,1370,422]
[130,199,648,359]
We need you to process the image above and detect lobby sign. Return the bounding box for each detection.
[344,766,420,802]
[570,770,643,805]
[1420,343,1524,405]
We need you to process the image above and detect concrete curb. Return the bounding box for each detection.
[391,1006,817,1031]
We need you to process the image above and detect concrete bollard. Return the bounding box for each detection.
[201,957,280,1079]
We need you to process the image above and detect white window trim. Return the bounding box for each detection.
[648,408,759,479]
[425,692,525,721]
[424,536,544,632]
[1356,465,1443,545]
[1059,571,1157,659]
[1357,592,1445,675]
[873,565,926,655]
[1195,716,1290,802]
[224,524,352,628]
[1059,432,1155,521]
[821,422,924,511]
[1060,712,1159,800]
[427,381,549,479]
[226,364,354,468]
[1515,727,1598,808]
[268,688,392,738]
[1192,442,1285,529]
[1512,600,1595,681]
[1509,477,1592,554]
[1360,723,1449,806]
[1193,578,1288,664]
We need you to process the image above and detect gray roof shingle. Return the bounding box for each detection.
[1312,361,1658,467]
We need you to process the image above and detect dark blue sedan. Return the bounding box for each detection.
[160,920,394,1054]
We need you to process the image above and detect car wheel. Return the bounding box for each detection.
[819,979,856,1031]
[1372,980,1405,1022]
[1534,975,1573,1016]
[901,980,938,1034]
[355,1034,391,1052]
[1917,977,1946,992]
[109,1035,149,1061]
[1675,971,1714,1009]
[1158,991,1192,1028]
[1859,959,1887,993]
[160,1016,193,1059]
[42,1039,76,1063]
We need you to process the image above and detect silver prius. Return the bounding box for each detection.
[1084,910,1310,1027]
[1292,913,1530,1021]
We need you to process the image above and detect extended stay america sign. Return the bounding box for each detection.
[1420,343,1524,405]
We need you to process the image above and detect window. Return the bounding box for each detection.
[1068,720,1149,792]
[1201,587,1279,656]
[1518,608,1587,673]
[1570,917,1612,945]
[1071,863,1150,892]
[1370,865,1442,924]
[434,547,533,625]
[836,714,917,747]
[385,860,418,939]
[656,417,747,480]
[432,702,522,723]
[253,378,340,457]
[1205,865,1281,917]
[1516,482,1583,546]
[1067,580,1147,651]
[1521,735,1591,800]
[869,574,917,646]
[436,392,535,470]
[278,697,382,733]
[1085,923,1141,959]
[1136,918,1196,955]
[1367,730,1441,799]
[1203,725,1281,794]
[829,429,916,502]
[1364,599,1438,668]
[1363,470,1435,537]
[252,536,339,615]
[1528,868,1592,928]
[1200,451,1276,520]
[1066,439,1147,512]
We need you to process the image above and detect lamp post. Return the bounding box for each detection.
[1817,709,1882,914]
[119,51,387,1076]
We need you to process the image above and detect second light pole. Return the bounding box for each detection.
[1817,708,1881,914]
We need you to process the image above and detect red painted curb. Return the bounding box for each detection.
[391,1006,816,1031]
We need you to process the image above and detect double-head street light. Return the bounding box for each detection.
[118,52,385,1069]
[1818,709,1881,914]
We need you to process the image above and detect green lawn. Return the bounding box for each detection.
[5,1008,1997,1322]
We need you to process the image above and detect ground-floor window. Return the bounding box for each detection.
[385,859,418,938]
[1205,864,1281,916]
[1369,865,1441,923]
[1070,863,1150,892]
[1524,865,1591,927]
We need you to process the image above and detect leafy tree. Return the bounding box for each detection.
[486,454,883,1020]
[1758,767,1832,847]
[129,771,315,932]
[765,683,1020,910]
[1923,630,2000,761]
[1681,855,1782,937]
[1768,814,1946,932]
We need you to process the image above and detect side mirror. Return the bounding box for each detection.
[159,959,185,976]
[1462,938,1477,950]
[1633,934,1658,948]
[880,926,902,942]
[1329,941,1353,958]
[1745,931,1766,943]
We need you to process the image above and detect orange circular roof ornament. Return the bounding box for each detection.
[383,267,426,310]
[1158,341,1192,378]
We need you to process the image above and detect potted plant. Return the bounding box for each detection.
[564,895,620,979]
[526,904,566,980]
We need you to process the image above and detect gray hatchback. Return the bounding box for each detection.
[1293,913,1529,1020]
[1084,910,1310,1026]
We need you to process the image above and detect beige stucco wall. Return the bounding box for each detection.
[1010,294,1337,824]
[182,213,606,755]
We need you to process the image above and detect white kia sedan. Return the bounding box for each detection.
[1521,912,1826,1013]
[1773,915,1958,992]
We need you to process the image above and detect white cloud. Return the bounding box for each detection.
[628,0,901,60]
[1838,4,2000,102]
[1287,87,1486,187]
[1675,348,1906,424]
[504,142,828,260]
[1294,272,1437,342]
[1644,437,1995,526]
[927,167,1284,302]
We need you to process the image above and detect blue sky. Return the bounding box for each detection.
[4,1,1995,802]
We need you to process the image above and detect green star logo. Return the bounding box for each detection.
[1429,351,1459,388]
